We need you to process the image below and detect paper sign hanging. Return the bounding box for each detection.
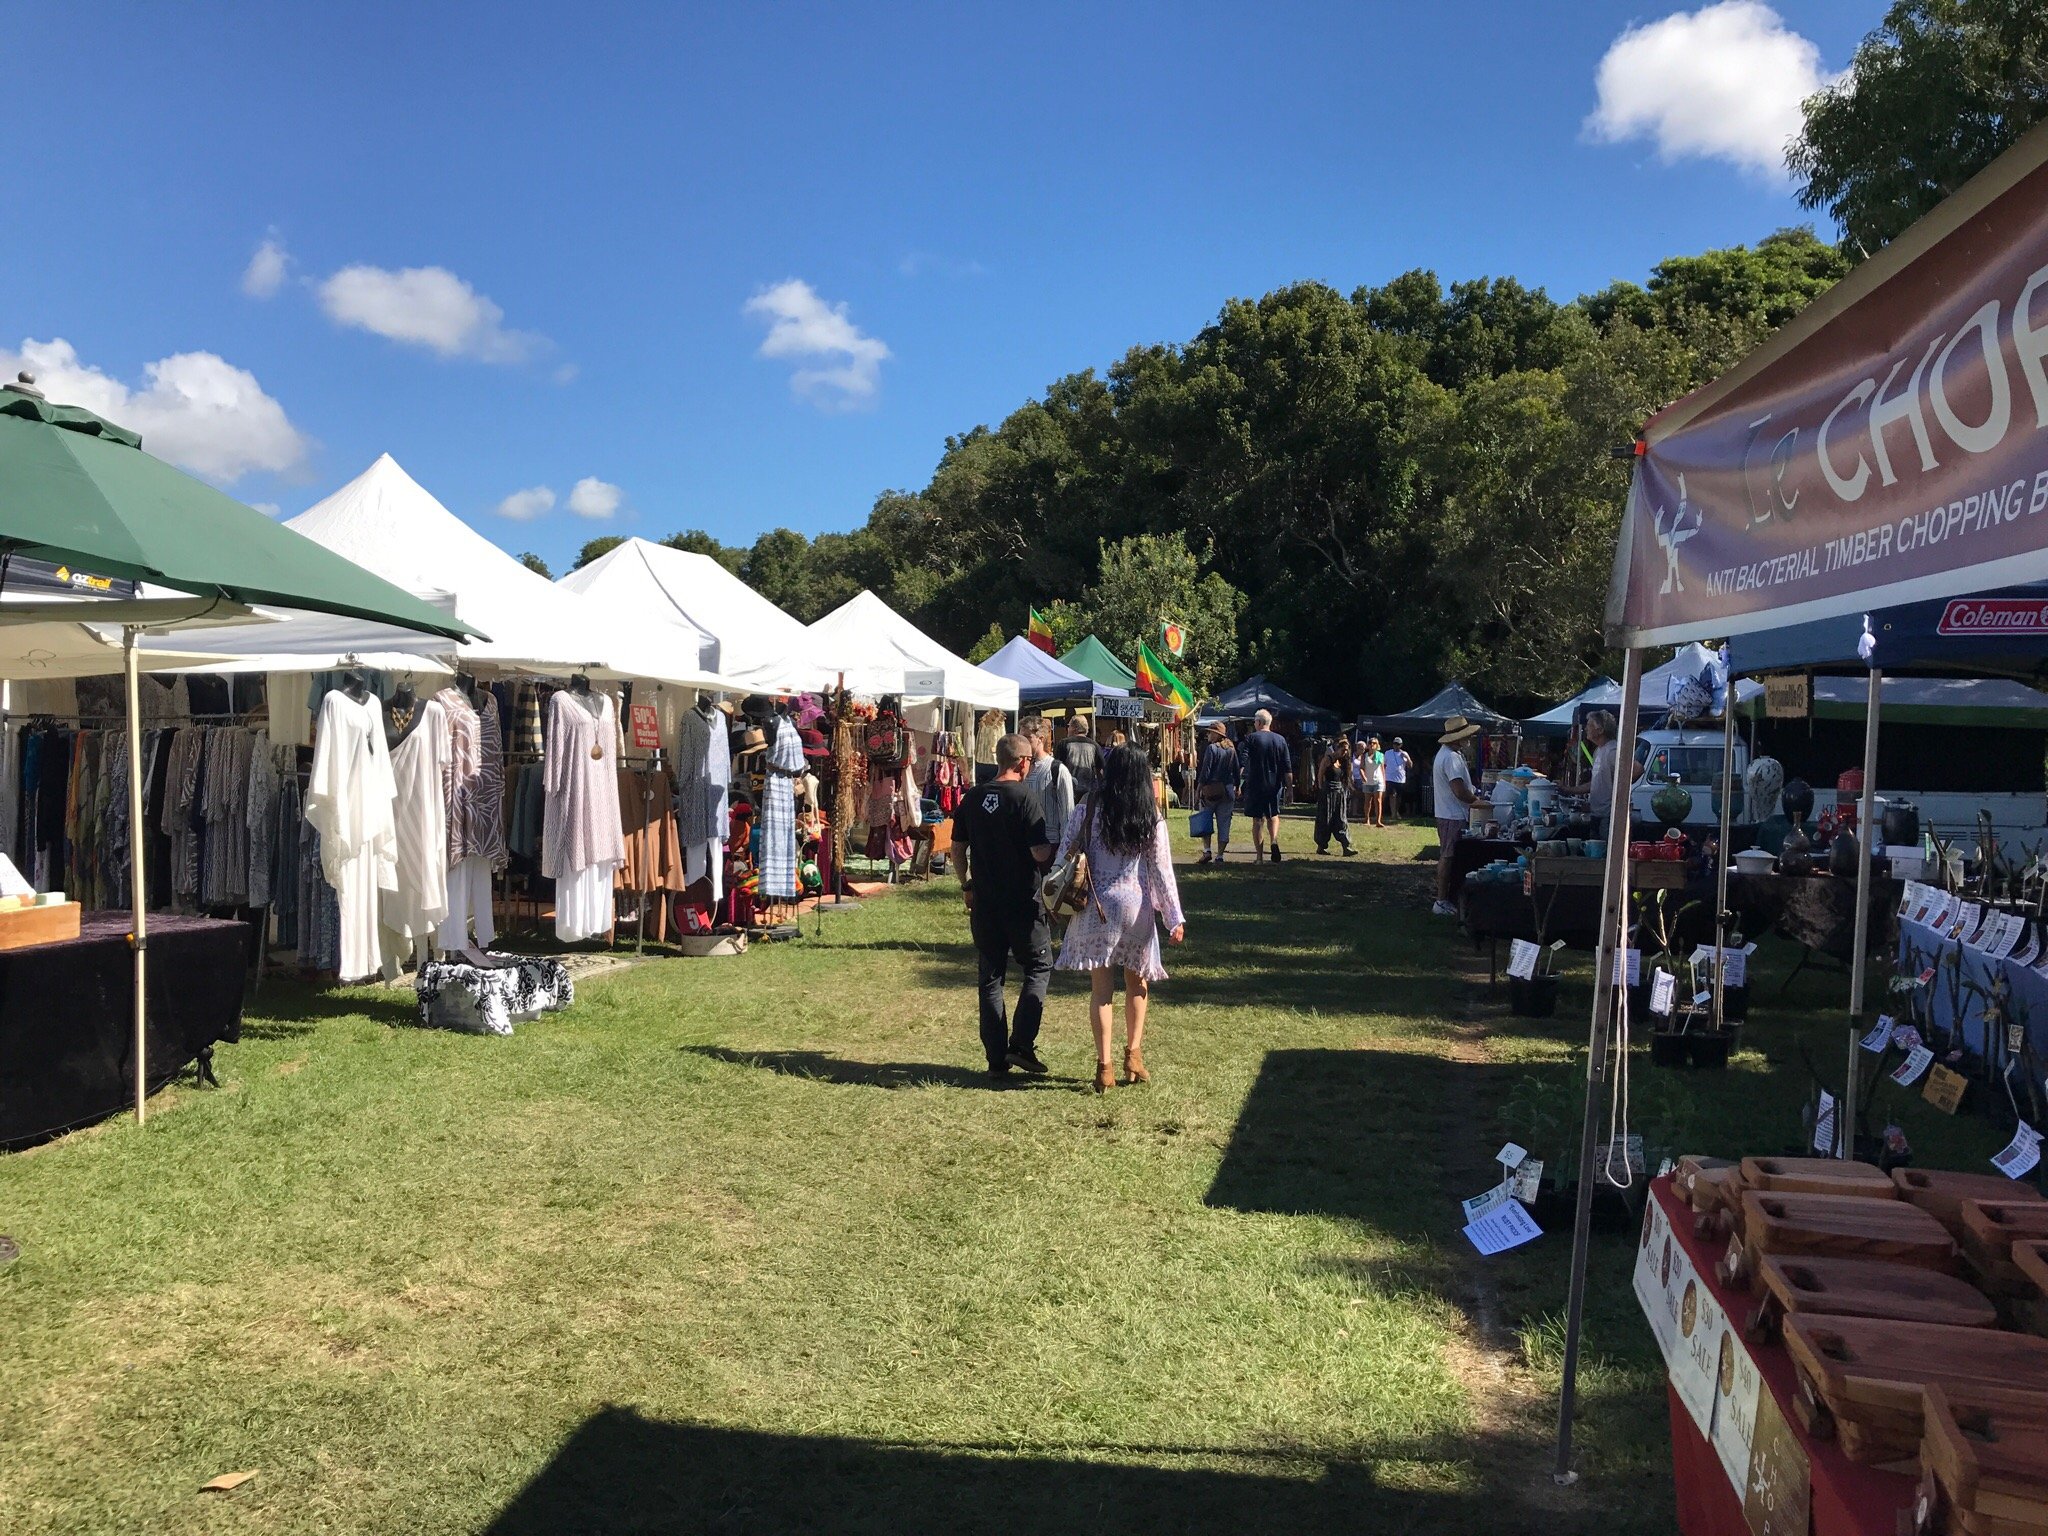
[1506,939,1540,981]
[1611,948,1641,987]
[1812,1091,1837,1155]
[1463,1200,1541,1256]
[1890,1045,1934,1086]
[628,703,662,751]
[1649,969,1677,1017]
[1991,1122,2043,1179]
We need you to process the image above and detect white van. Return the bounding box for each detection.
[1629,729,1751,829]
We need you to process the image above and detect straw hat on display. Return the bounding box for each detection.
[1439,715,1482,746]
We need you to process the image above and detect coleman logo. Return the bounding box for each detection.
[1936,598,2048,635]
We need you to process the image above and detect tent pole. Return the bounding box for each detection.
[1844,666,1882,1156]
[1713,691,1736,1031]
[1553,643,1644,1485]
[126,627,149,1126]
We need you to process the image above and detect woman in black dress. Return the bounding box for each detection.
[1313,736,1356,856]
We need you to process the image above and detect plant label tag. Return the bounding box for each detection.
[2012,932,2041,968]
[1991,1122,2043,1180]
[1612,948,1641,987]
[1495,1142,1528,1170]
[1463,1200,1541,1256]
[1918,967,1936,986]
[1859,1017,1896,1052]
[1461,1183,1510,1222]
[1506,939,1540,981]
[1693,990,1712,1008]
[1890,1045,1934,1086]
[1687,945,1748,988]
[1923,1064,1968,1115]
[1649,969,1676,1017]
[1510,1158,1544,1203]
[1812,1090,1837,1155]
[2009,1022,2027,1056]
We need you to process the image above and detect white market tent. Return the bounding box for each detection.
[1523,644,1763,732]
[750,589,1019,709]
[286,455,733,688]
[556,536,817,689]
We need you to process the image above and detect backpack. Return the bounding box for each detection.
[864,712,907,768]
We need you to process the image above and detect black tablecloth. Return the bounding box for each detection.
[0,911,248,1147]
[1447,836,1522,897]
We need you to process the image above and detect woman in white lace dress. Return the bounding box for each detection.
[1054,747,1186,1093]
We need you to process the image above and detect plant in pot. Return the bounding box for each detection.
[1635,891,1729,1067]
[1507,939,1565,1018]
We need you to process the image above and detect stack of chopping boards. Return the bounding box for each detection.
[1783,1316,2048,1464]
[1727,1190,1958,1290]
[1956,1201,2048,1299]
[1677,1155,1741,1235]
[1913,1386,2048,1534]
[1894,1169,2044,1232]
[1748,1255,1997,1343]
[1742,1156,1898,1198]
[2015,1241,2048,1337]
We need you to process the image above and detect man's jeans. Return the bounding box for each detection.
[973,903,1052,1068]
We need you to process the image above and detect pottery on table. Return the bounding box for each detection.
[1650,778,1693,830]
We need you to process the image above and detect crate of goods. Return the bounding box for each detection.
[0,899,80,950]
[1727,1192,1958,1291]
[1894,1168,2045,1235]
[1752,1255,1997,1344]
[1956,1200,2048,1297]
[1783,1315,2048,1464]
[1914,1386,2048,1535]
[1742,1156,1897,1200]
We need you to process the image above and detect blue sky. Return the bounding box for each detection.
[4,1,1880,574]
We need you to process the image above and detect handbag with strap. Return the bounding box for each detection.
[1041,794,1102,924]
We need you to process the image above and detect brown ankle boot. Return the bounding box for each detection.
[1123,1048,1149,1085]
[1093,1061,1115,1094]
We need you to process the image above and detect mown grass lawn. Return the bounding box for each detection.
[0,815,2013,1534]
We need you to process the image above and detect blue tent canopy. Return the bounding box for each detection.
[1730,582,2048,681]
[979,634,1130,705]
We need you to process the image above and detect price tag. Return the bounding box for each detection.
[1611,948,1641,987]
[1688,944,1751,988]
[1858,1016,1896,1052]
[1923,1064,1968,1115]
[1649,969,1677,1017]
[1692,990,1713,1008]
[1955,900,1982,941]
[1992,1122,2044,1179]
[1918,967,1936,987]
[2013,931,2041,968]
[628,702,662,751]
[1811,1090,1837,1155]
[1506,939,1540,981]
[1889,1045,1934,1086]
[1495,1143,1528,1170]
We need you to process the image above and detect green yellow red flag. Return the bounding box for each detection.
[1027,607,1056,654]
[1135,640,1196,719]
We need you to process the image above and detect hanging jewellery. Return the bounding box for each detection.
[388,698,419,735]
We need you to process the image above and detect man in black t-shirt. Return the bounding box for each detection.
[1053,715,1102,801]
[952,732,1056,1079]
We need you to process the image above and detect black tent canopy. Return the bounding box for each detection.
[1360,681,1514,737]
[1201,673,1336,724]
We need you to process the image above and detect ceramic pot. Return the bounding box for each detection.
[1651,779,1692,829]
[1781,778,1815,825]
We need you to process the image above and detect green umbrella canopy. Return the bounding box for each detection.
[0,384,479,642]
[1059,634,1138,690]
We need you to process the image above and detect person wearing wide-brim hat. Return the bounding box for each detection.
[1430,715,1482,917]
[1191,721,1241,864]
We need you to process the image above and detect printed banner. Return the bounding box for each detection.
[1607,126,2048,645]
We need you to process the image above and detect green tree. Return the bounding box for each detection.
[965,622,1007,664]
[516,551,553,579]
[1080,533,1245,698]
[1789,0,2048,254]
[572,535,624,570]
[661,529,746,574]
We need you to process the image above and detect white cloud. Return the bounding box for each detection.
[316,263,539,362]
[552,362,580,385]
[1584,2,1841,179]
[898,251,985,279]
[744,278,890,410]
[1,337,311,484]
[566,476,622,520]
[495,485,557,521]
[242,235,290,299]
[251,501,282,517]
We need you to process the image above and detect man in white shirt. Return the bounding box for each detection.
[1384,736,1410,819]
[1431,716,1481,916]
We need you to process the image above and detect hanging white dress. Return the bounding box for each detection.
[543,690,625,942]
[305,691,399,982]
[676,700,730,903]
[381,698,452,970]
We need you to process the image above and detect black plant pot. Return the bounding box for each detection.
[1507,974,1559,1018]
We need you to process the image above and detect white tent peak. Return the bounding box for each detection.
[797,589,1019,709]
[557,536,812,684]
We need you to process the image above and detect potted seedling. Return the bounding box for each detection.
[1637,890,1731,1068]
[1507,939,1565,1018]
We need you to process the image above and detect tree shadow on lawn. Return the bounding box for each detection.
[485,1406,1618,1536]
[683,1045,1076,1091]
[242,977,420,1030]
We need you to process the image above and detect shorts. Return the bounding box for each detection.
[1436,818,1465,854]
[1244,790,1281,819]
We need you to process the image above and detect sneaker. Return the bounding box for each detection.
[1005,1049,1050,1077]
[987,1063,1012,1082]
[1430,899,1457,917]
[1341,846,1357,857]
[1197,852,1213,865]
[1270,848,1282,864]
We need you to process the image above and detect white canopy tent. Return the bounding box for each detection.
[557,537,820,690]
[748,589,1019,710]
[286,456,736,688]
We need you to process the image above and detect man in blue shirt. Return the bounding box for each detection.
[1237,709,1295,863]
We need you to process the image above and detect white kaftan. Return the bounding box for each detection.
[544,690,624,941]
[305,691,399,982]
[382,699,452,969]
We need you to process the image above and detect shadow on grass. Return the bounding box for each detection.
[242,979,421,1028]
[484,1406,1612,1536]
[683,1045,1075,1091]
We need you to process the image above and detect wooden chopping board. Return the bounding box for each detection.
[1896,1168,2045,1236]
[1784,1316,2048,1464]
[1742,1191,1959,1275]
[1922,1385,2048,1525]
[1743,1155,1897,1199]
[2015,1240,2048,1298]
[1677,1155,1736,1207]
[1959,1201,2048,1292]
[1759,1255,1996,1330]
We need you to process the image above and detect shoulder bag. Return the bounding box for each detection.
[1040,793,1102,925]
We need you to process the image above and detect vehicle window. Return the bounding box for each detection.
[1643,750,1667,780]
[1665,748,1718,785]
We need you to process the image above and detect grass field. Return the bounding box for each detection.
[0,815,2013,1533]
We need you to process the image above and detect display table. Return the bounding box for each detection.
[1899,914,2048,1057]
[0,911,248,1146]
[1639,1175,1914,1535]
[1447,835,1522,897]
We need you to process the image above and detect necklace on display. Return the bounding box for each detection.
[388,700,418,734]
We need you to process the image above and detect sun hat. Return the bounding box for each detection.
[1439,715,1482,746]
[1202,721,1227,740]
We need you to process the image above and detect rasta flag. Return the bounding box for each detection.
[1160,620,1185,658]
[1027,607,1056,654]
[1135,640,1196,719]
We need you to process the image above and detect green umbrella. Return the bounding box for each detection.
[0,377,482,1128]
[0,383,477,641]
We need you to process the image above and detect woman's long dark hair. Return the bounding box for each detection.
[1090,745,1159,856]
